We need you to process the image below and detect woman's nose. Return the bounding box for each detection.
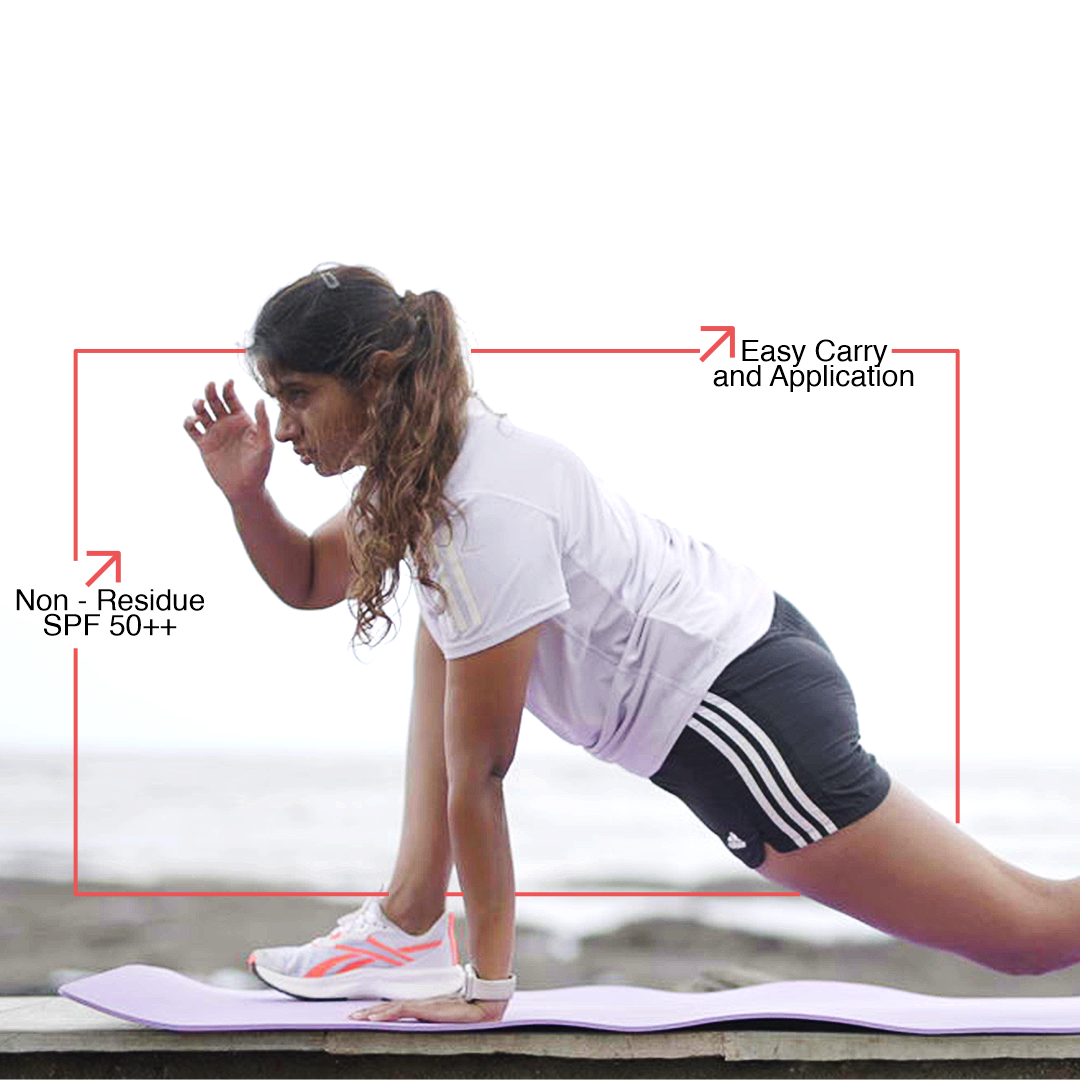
[275,411,299,442]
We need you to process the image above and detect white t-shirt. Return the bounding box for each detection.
[413,397,776,779]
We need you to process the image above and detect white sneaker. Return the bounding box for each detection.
[247,895,463,1000]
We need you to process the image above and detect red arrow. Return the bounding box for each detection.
[699,326,736,363]
[85,550,121,587]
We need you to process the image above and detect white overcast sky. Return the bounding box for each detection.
[2,0,1076,797]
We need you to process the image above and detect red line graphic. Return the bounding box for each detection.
[72,341,957,895]
[471,348,699,353]
[72,349,246,568]
[893,349,960,822]
[84,551,121,587]
[72,351,78,562]
[73,648,78,895]
[74,890,802,898]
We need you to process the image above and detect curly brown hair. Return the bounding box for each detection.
[243,263,504,652]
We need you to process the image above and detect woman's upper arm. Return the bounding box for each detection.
[414,616,448,727]
[304,504,354,609]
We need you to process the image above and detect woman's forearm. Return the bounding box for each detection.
[228,486,314,608]
[448,778,516,981]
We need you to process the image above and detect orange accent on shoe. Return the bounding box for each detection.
[333,942,439,973]
[398,940,441,955]
[448,912,459,966]
[362,934,414,962]
[333,957,380,975]
[306,951,357,979]
[298,921,450,980]
[247,951,257,966]
[305,945,405,978]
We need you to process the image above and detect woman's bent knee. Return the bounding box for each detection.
[979,947,1064,977]
[971,892,1075,976]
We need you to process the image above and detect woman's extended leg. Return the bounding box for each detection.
[382,619,453,935]
[651,593,1078,976]
[756,778,1078,976]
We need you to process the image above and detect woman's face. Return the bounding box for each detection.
[266,369,369,474]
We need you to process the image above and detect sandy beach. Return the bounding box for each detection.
[7,873,1080,1000]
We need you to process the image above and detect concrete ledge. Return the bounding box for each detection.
[6,997,1080,1075]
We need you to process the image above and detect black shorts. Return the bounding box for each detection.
[648,593,891,869]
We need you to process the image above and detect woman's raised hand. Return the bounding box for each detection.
[183,379,273,500]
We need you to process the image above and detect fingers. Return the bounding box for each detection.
[350,996,479,1023]
[222,378,244,414]
[357,1003,400,1021]
[183,379,243,444]
[254,397,270,439]
[204,380,229,421]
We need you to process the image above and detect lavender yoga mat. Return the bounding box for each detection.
[58,965,1080,1035]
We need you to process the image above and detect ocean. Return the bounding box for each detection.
[3,748,1077,949]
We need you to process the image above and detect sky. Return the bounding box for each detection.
[2,0,1077,810]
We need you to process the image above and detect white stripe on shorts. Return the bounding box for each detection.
[703,690,839,837]
[687,715,810,849]
[693,710,824,843]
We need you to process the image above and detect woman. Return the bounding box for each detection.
[184,264,1077,1026]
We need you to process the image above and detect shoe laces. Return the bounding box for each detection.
[309,892,390,946]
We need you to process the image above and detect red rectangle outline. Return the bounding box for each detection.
[71,346,958,898]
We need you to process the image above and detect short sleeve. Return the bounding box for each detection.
[419,493,571,659]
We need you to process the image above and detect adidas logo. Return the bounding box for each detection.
[726,832,747,850]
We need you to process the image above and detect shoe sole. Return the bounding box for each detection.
[250,961,465,1001]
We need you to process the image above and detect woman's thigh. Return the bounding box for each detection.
[756,778,1072,974]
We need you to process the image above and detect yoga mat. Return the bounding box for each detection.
[59,965,1080,1034]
